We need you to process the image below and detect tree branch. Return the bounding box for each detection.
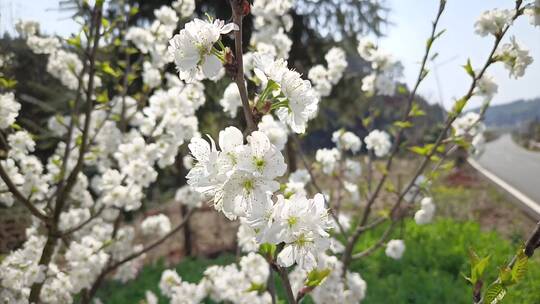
[229,0,256,132]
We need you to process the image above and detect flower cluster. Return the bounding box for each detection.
[332,129,362,154]
[159,253,272,304]
[187,127,286,219]
[452,112,484,137]
[525,0,540,26]
[250,0,294,59]
[474,9,514,37]
[290,254,367,304]
[141,214,172,237]
[168,18,237,81]
[0,92,21,129]
[364,129,392,157]
[253,53,320,134]
[308,47,348,97]
[385,239,406,260]
[495,36,534,79]
[357,38,403,95]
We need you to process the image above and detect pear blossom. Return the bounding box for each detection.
[414,197,436,225]
[315,148,341,174]
[0,92,21,129]
[258,115,288,151]
[332,129,362,153]
[154,6,179,27]
[276,69,320,133]
[476,73,498,100]
[219,83,242,118]
[364,129,392,157]
[385,239,405,260]
[168,18,238,81]
[267,194,332,270]
[26,36,60,54]
[141,214,172,237]
[126,27,155,54]
[172,0,196,18]
[525,0,540,26]
[452,112,482,137]
[474,9,514,37]
[495,36,533,79]
[15,19,39,36]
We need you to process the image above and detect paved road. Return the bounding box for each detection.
[475,134,540,205]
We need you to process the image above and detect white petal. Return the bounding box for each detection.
[201,54,222,78]
[220,23,239,34]
[277,245,295,267]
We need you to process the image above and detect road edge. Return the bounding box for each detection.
[468,158,540,220]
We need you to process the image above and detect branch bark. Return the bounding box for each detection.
[229,0,256,132]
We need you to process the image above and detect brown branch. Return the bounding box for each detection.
[28,4,104,302]
[229,0,256,132]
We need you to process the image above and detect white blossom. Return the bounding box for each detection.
[332,130,362,153]
[495,36,533,79]
[168,18,237,81]
[0,93,21,129]
[315,148,341,174]
[219,83,242,118]
[257,115,288,151]
[364,129,392,157]
[141,214,172,237]
[385,239,405,260]
[474,9,514,37]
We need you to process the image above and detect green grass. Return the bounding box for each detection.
[350,219,540,303]
[95,219,540,304]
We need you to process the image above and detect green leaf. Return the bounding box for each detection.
[409,103,426,117]
[0,77,17,89]
[409,146,429,156]
[484,283,506,304]
[101,62,120,78]
[129,6,139,16]
[394,120,413,129]
[397,85,408,95]
[67,34,82,48]
[499,267,512,285]
[245,282,266,293]
[96,90,109,104]
[468,249,490,284]
[451,98,467,116]
[258,243,276,260]
[305,268,331,288]
[511,248,528,283]
[463,58,475,78]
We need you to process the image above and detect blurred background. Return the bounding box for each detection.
[1,0,540,303]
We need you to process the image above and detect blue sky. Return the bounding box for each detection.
[380,0,540,110]
[2,0,539,109]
